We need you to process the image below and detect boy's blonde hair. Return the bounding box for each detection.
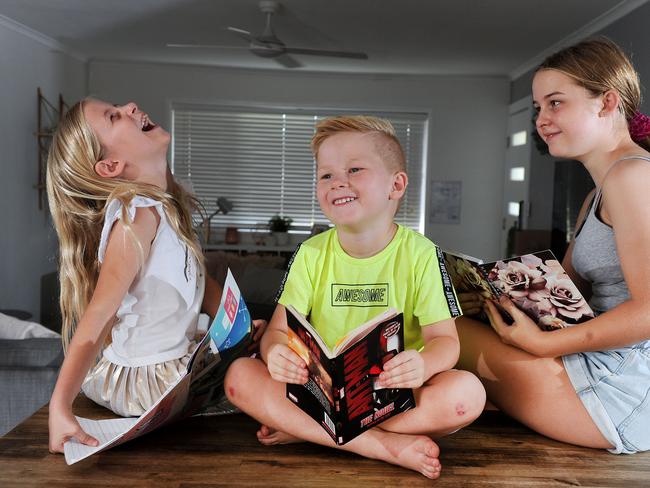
[46,99,204,352]
[311,115,406,172]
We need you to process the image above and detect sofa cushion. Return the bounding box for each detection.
[0,338,63,368]
[0,312,60,340]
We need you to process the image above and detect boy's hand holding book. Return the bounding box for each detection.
[266,343,309,384]
[376,350,427,389]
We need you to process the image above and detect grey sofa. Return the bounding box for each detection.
[0,335,63,436]
[0,255,286,436]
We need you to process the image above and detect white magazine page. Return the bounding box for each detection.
[63,417,138,464]
[63,372,191,465]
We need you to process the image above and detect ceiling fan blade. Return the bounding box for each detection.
[166,43,250,50]
[227,26,254,43]
[284,47,368,60]
[273,54,303,69]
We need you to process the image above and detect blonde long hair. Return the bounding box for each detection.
[46,99,204,351]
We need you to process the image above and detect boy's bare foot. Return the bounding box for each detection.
[372,430,441,479]
[256,425,302,445]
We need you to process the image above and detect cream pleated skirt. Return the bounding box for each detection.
[81,352,192,417]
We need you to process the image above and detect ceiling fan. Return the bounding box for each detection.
[167,0,368,68]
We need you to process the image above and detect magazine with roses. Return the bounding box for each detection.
[442,250,594,330]
[284,305,416,445]
[63,269,253,465]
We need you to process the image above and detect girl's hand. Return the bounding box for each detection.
[247,319,268,355]
[376,350,426,389]
[266,343,308,384]
[484,296,550,357]
[458,291,485,316]
[48,407,99,454]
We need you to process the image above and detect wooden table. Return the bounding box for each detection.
[1,395,649,487]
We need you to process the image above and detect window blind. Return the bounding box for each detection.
[172,104,427,232]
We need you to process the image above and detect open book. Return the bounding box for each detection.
[443,249,594,330]
[63,269,252,465]
[285,305,416,445]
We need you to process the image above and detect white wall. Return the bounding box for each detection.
[0,18,87,318]
[89,61,509,260]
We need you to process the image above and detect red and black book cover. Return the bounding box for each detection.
[286,311,415,445]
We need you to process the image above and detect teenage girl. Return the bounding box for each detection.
[458,37,650,454]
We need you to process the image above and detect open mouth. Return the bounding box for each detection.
[141,114,157,132]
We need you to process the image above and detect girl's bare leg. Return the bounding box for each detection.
[225,358,442,479]
[456,317,612,449]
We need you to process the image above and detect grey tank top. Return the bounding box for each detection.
[572,156,650,315]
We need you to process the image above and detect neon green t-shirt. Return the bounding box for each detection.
[278,225,461,351]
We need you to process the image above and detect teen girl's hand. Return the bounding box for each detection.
[48,406,99,454]
[458,291,485,317]
[265,343,308,384]
[484,296,551,357]
[376,350,426,389]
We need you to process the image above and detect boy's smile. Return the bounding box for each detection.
[316,132,406,233]
[333,196,358,205]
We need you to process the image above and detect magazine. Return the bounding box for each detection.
[443,249,594,330]
[63,269,252,465]
[284,305,416,445]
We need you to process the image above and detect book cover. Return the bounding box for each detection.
[443,249,594,330]
[285,305,416,445]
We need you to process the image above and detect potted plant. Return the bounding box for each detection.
[268,214,293,245]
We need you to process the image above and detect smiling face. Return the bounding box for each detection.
[532,69,605,160]
[316,131,406,232]
[83,99,170,189]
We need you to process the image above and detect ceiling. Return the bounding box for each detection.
[0,0,647,78]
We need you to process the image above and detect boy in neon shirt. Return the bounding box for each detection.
[225,116,485,479]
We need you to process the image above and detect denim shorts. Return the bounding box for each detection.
[563,343,650,454]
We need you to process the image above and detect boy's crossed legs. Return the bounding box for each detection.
[225,357,485,479]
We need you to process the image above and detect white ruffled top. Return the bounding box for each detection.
[99,196,205,367]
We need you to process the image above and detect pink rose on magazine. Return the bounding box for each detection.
[511,295,556,321]
[540,259,565,277]
[545,275,593,321]
[530,296,556,318]
[528,297,570,330]
[519,253,543,269]
[494,260,546,298]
